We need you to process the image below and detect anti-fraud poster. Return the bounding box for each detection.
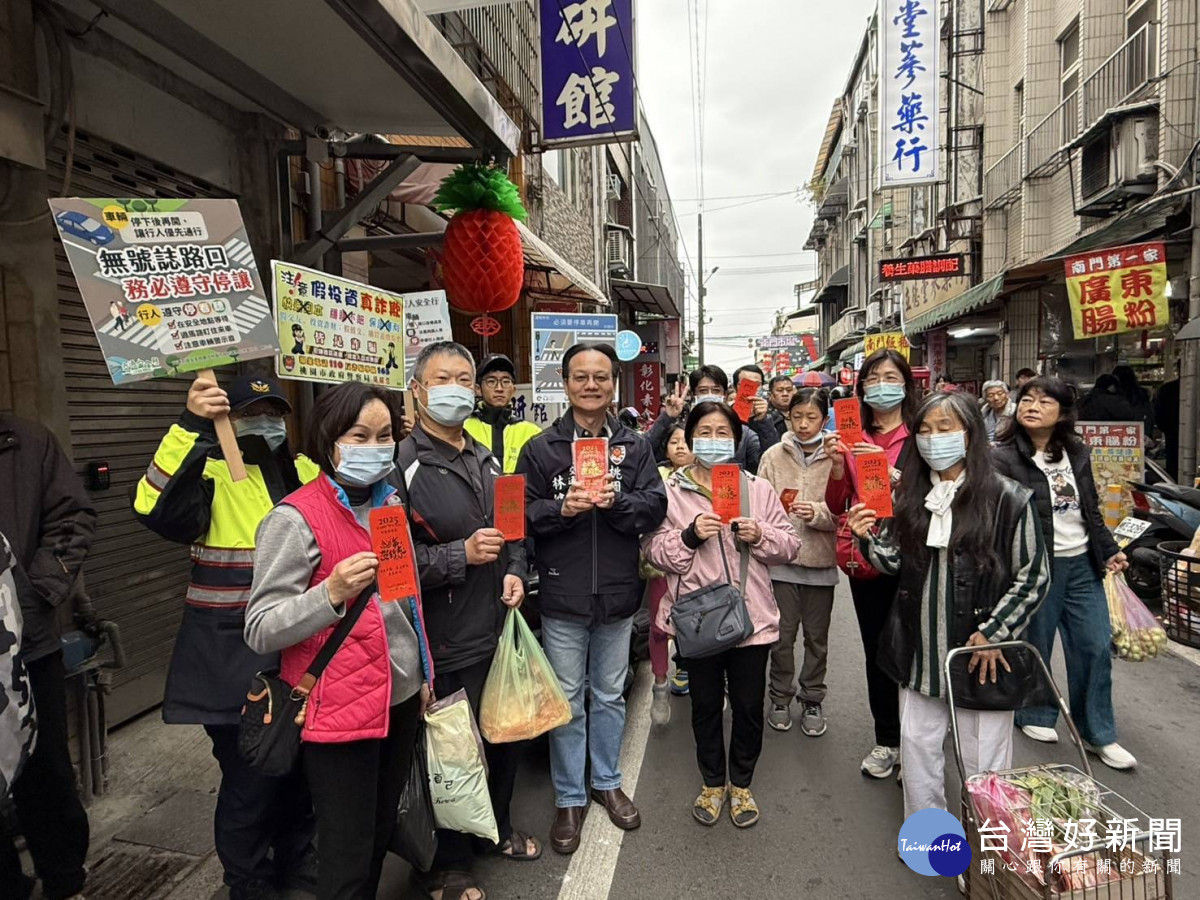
[49,197,275,383]
[272,261,406,388]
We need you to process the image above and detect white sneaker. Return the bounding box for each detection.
[1086,742,1137,770]
[1021,725,1059,743]
[861,745,900,779]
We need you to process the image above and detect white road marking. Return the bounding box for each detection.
[556,662,654,900]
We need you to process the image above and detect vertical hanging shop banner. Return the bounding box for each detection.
[273,261,406,388]
[634,362,662,418]
[925,329,948,381]
[879,0,940,188]
[49,198,275,383]
[1077,422,1144,519]
[532,313,619,403]
[540,0,636,147]
[754,335,820,378]
[1064,242,1168,340]
[402,290,452,372]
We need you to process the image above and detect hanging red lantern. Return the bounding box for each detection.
[433,164,528,333]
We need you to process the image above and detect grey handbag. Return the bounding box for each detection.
[669,473,754,660]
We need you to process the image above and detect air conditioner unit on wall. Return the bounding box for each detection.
[1077,115,1158,217]
[606,226,631,278]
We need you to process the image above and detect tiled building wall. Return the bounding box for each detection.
[1160,0,1199,174]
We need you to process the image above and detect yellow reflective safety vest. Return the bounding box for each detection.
[133,410,320,724]
[464,412,543,474]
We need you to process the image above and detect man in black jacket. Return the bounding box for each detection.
[517,342,667,854]
[0,415,95,900]
[644,365,762,471]
[399,341,537,894]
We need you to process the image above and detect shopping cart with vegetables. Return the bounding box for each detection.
[946,641,1174,900]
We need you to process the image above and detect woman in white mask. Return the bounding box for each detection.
[846,391,1049,827]
[246,381,431,900]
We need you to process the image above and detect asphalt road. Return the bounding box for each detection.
[381,580,1200,899]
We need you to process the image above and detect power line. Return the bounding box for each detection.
[677,191,802,216]
[705,250,813,258]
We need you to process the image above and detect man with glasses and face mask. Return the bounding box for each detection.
[133,373,321,899]
[396,342,536,897]
[464,353,544,474]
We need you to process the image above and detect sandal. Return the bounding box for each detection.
[729,786,759,828]
[494,829,542,861]
[692,785,727,826]
[421,870,487,900]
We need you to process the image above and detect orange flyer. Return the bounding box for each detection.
[833,398,864,446]
[573,437,609,498]
[494,474,526,541]
[856,454,893,518]
[711,464,741,523]
[732,375,761,423]
[779,488,799,513]
[369,506,419,601]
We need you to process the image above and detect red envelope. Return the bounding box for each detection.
[779,488,799,513]
[856,454,894,519]
[494,474,526,541]
[834,398,864,446]
[370,506,419,601]
[711,464,741,523]
[573,437,609,498]
[732,375,761,423]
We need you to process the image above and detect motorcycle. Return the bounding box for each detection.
[1124,465,1200,601]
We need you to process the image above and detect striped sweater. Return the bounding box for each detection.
[859,502,1048,698]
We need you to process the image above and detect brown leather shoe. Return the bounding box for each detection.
[550,805,587,854]
[589,788,641,830]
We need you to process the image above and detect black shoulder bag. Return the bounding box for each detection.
[238,583,376,775]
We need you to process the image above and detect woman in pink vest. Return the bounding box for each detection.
[246,381,431,900]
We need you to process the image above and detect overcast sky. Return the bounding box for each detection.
[636,0,877,373]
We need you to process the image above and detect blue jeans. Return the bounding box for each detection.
[1015,554,1117,745]
[541,614,633,808]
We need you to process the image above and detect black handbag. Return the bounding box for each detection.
[238,583,376,776]
[669,473,754,660]
[947,641,1054,712]
[388,723,438,871]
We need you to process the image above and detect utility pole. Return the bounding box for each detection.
[697,210,706,367]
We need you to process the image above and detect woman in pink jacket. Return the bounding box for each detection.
[642,401,799,829]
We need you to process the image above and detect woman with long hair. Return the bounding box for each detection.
[847,391,1049,820]
[823,348,919,779]
[993,376,1136,770]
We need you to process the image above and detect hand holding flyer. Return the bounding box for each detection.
[370,506,419,601]
[779,488,799,513]
[573,438,609,500]
[833,398,864,446]
[494,475,526,541]
[732,374,761,423]
[856,454,894,518]
[711,464,741,523]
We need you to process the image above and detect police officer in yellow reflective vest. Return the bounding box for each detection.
[463,354,543,474]
[133,374,320,900]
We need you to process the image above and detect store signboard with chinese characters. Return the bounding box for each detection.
[632,362,662,418]
[864,331,911,360]
[1077,422,1144,520]
[754,334,819,378]
[49,197,274,383]
[540,0,636,147]
[272,261,406,388]
[1064,242,1168,340]
[513,383,567,430]
[879,0,940,187]
[925,329,947,381]
[879,254,963,281]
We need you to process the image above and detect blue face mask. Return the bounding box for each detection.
[916,431,967,471]
[421,384,476,427]
[234,415,288,451]
[692,437,736,467]
[335,443,396,486]
[863,383,906,411]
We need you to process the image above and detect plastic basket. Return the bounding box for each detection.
[1156,541,1200,649]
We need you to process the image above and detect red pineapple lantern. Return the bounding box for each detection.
[433,164,528,339]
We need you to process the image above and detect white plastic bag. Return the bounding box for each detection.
[424,688,498,843]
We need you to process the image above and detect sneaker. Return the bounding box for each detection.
[1021,725,1059,743]
[1085,741,1137,770]
[861,745,900,779]
[728,786,760,828]
[651,682,671,726]
[799,702,827,737]
[767,703,792,732]
[692,785,727,825]
[231,880,283,900]
[670,668,690,696]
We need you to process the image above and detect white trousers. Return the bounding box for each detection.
[899,686,1014,820]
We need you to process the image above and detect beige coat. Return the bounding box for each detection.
[757,432,837,570]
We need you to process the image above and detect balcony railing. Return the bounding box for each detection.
[984,143,1023,209]
[1025,90,1079,178]
[1081,23,1155,128]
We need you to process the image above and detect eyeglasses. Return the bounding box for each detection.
[482,377,514,389]
[862,375,904,387]
[569,373,613,386]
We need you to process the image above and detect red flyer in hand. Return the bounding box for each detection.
[732,374,761,423]
[370,506,419,601]
[494,474,526,541]
[573,437,609,499]
[833,398,864,446]
[856,454,894,518]
[711,464,741,523]
[779,488,799,513]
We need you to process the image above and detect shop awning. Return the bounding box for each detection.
[815,265,850,303]
[839,340,865,362]
[903,273,1006,336]
[1050,186,1196,258]
[517,222,609,307]
[609,279,679,319]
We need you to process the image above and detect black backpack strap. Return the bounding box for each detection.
[293,581,376,696]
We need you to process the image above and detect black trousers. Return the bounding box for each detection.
[304,695,421,900]
[849,574,902,747]
[430,656,525,871]
[0,651,89,900]
[204,724,316,888]
[682,644,771,790]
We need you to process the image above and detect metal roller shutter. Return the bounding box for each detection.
[47,130,234,724]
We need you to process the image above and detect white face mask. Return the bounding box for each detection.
[335,443,396,486]
[420,384,476,427]
[234,415,288,451]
